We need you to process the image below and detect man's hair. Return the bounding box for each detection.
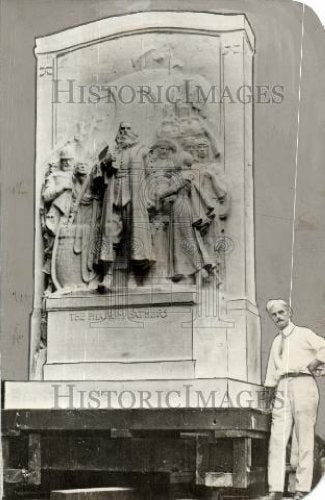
[266,299,292,315]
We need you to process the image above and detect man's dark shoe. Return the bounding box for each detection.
[268,493,283,500]
[293,492,306,500]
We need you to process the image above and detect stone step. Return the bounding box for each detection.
[50,487,137,499]
[4,379,265,410]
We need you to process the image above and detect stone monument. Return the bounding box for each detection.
[7,11,262,409]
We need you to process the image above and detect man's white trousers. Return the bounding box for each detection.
[268,376,319,493]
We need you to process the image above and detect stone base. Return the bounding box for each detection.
[44,360,195,380]
[4,379,266,410]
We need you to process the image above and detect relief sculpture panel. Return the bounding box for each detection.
[40,37,229,296]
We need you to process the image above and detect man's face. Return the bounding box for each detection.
[196,143,209,159]
[60,158,74,171]
[269,304,292,330]
[119,122,132,138]
[157,146,170,159]
[75,163,88,176]
[117,122,137,148]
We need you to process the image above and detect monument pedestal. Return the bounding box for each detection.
[42,289,261,385]
[43,290,196,381]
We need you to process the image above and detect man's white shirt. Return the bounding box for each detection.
[264,323,325,387]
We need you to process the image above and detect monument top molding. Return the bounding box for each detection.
[34,11,255,55]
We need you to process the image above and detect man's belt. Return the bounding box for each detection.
[280,372,313,379]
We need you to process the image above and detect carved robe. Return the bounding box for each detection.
[41,168,73,277]
[195,162,230,262]
[92,142,154,268]
[49,173,100,289]
[149,165,216,281]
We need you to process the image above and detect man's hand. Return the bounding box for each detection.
[101,153,113,169]
[100,153,118,176]
[163,194,177,204]
[264,387,276,411]
[275,368,286,379]
[307,359,324,376]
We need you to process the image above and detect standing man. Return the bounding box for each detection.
[93,122,154,292]
[265,299,325,500]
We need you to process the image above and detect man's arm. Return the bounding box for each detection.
[208,169,230,220]
[264,340,278,388]
[264,344,278,411]
[159,176,188,200]
[305,329,325,372]
[306,329,325,373]
[308,359,323,372]
[42,174,69,203]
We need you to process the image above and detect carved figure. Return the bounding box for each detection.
[148,138,216,284]
[92,122,154,293]
[51,161,100,291]
[193,137,230,263]
[41,146,75,293]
